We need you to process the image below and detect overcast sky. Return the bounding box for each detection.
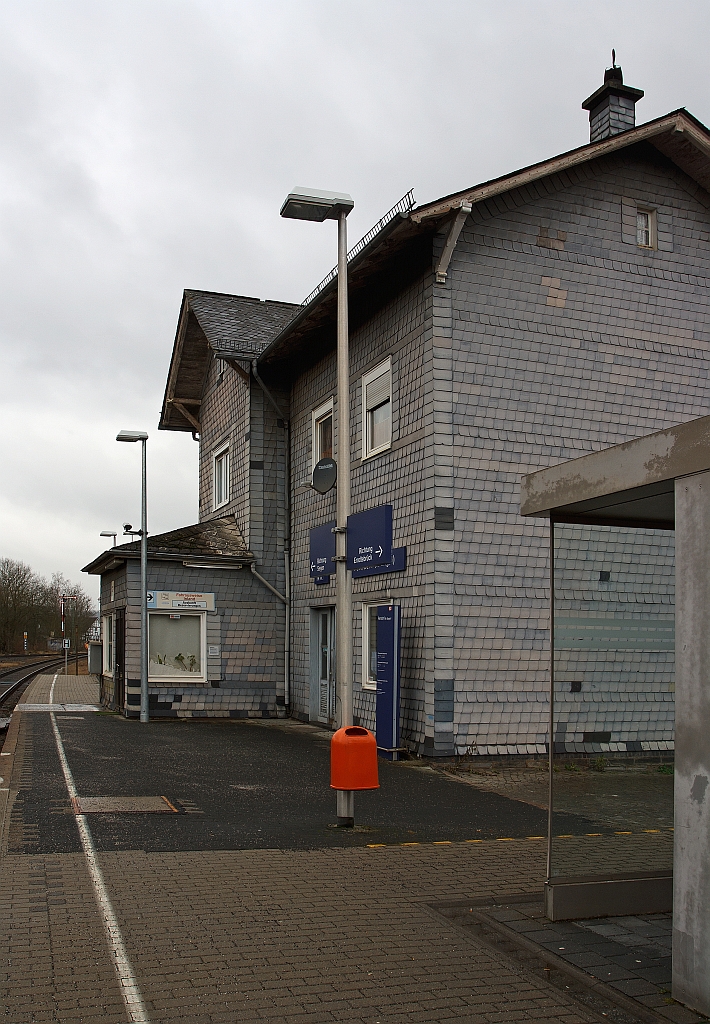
[1,0,708,604]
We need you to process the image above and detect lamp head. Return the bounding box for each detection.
[116,430,148,442]
[280,187,354,222]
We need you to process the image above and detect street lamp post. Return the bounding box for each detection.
[281,187,356,826]
[116,430,149,723]
[59,594,76,677]
[100,530,118,547]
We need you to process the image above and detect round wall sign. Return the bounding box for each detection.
[312,457,337,494]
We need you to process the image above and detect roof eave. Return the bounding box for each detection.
[411,109,710,223]
[82,548,254,576]
[159,291,201,433]
[257,211,432,371]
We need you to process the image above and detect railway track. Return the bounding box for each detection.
[0,656,69,728]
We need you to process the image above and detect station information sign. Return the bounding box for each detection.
[375,604,401,759]
[346,505,392,571]
[351,546,406,579]
[309,522,336,580]
[147,591,215,610]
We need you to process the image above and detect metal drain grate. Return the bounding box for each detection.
[73,796,179,813]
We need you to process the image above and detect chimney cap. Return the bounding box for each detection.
[582,64,644,112]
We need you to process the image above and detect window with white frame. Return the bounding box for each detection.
[148,612,206,682]
[213,445,230,509]
[362,359,392,459]
[362,603,380,690]
[637,208,657,248]
[103,615,114,675]
[312,399,334,469]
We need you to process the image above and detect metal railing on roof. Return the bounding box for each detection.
[301,189,415,308]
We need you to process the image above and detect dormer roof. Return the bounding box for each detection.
[159,289,299,432]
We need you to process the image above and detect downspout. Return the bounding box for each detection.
[251,360,292,712]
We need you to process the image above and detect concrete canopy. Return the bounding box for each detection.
[520,414,710,529]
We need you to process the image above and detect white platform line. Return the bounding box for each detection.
[49,676,149,1022]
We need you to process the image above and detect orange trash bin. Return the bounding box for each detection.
[330,727,379,790]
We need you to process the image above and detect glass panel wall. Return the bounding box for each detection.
[549,522,674,881]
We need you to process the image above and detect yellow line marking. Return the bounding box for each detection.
[365,827,673,851]
[160,796,180,813]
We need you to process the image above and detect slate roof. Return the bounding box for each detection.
[186,290,299,360]
[82,516,252,575]
[160,290,299,432]
[257,108,710,381]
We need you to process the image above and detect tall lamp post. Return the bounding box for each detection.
[116,430,149,723]
[100,530,118,547]
[281,187,355,826]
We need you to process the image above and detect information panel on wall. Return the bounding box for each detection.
[375,604,401,760]
[147,591,215,610]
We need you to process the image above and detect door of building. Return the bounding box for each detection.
[316,607,336,726]
[114,607,126,711]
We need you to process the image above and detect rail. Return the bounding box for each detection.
[301,189,415,308]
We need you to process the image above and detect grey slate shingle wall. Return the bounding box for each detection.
[441,149,709,756]
[290,274,433,743]
[199,357,251,533]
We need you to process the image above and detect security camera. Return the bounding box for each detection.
[123,523,133,533]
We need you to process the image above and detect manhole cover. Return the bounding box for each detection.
[74,796,178,813]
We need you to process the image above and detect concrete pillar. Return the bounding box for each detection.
[673,470,710,1015]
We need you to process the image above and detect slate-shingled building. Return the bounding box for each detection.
[87,67,710,754]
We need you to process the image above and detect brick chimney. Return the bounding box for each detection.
[582,64,644,142]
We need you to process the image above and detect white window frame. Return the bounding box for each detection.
[361,603,380,691]
[148,611,207,684]
[213,443,230,510]
[636,207,657,249]
[102,615,114,675]
[311,399,334,471]
[361,358,392,460]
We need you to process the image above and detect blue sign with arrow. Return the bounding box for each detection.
[309,522,336,579]
[351,546,406,579]
[346,504,392,571]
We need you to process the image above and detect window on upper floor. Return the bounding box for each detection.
[312,399,334,469]
[636,208,657,249]
[213,445,230,509]
[362,359,392,459]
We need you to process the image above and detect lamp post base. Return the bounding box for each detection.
[336,789,354,827]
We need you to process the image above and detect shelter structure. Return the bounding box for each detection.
[521,414,710,1017]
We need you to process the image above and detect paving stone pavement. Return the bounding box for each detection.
[2,841,603,1024]
[0,679,698,1023]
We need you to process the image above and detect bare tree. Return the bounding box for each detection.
[0,558,96,654]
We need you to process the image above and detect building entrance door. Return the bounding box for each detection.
[114,607,125,711]
[314,607,336,726]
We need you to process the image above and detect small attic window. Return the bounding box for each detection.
[636,209,656,249]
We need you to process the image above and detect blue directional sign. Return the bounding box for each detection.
[351,546,406,580]
[309,522,336,579]
[376,604,401,760]
[346,504,392,571]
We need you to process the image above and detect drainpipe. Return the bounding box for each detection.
[250,361,292,714]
